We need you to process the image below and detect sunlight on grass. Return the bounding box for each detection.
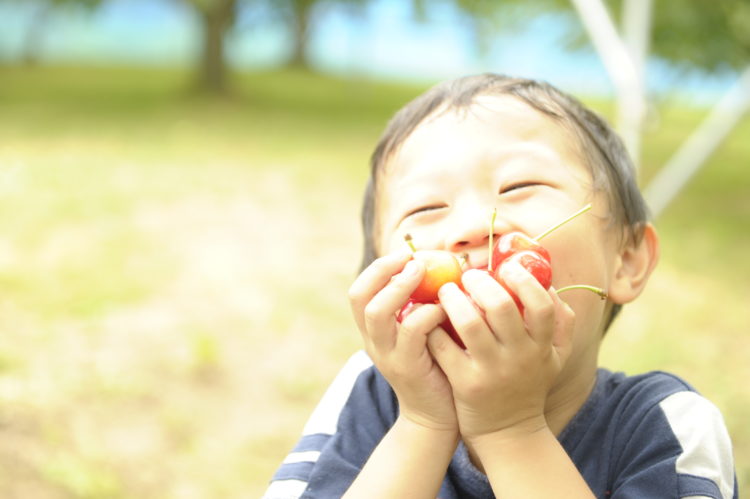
[0,66,747,497]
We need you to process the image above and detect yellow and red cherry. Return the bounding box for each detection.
[404,234,463,303]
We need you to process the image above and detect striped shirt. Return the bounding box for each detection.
[264,351,737,498]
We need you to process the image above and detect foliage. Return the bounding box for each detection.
[648,0,750,72]
[436,0,750,72]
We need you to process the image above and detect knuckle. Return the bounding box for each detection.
[537,301,555,321]
[363,302,381,323]
[454,315,485,335]
[347,285,363,305]
[492,294,517,315]
[398,319,416,337]
[559,304,576,326]
[482,295,507,314]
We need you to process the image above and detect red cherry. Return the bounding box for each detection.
[492,232,550,268]
[507,250,552,289]
[409,250,463,303]
[492,250,552,312]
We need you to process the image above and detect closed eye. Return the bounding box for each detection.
[405,204,447,218]
[499,182,542,194]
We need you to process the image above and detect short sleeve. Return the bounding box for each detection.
[611,390,736,499]
[262,350,398,499]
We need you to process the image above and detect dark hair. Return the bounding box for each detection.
[359,73,650,331]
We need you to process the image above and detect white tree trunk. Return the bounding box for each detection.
[568,0,647,170]
[643,66,750,217]
[621,0,652,167]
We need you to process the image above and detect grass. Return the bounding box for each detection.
[0,64,748,497]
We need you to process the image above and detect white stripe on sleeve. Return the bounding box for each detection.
[261,479,308,499]
[302,350,373,436]
[282,450,321,465]
[659,391,735,499]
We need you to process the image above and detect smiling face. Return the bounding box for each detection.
[375,95,623,385]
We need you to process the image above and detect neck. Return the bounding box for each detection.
[544,362,598,435]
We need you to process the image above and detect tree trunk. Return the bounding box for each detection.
[196,0,237,94]
[288,0,315,68]
[22,2,52,66]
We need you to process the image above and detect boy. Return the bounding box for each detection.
[264,74,737,498]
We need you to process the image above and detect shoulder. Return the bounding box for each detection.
[599,370,737,498]
[301,350,378,436]
[601,369,693,405]
[263,350,397,499]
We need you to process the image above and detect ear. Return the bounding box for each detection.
[607,223,660,305]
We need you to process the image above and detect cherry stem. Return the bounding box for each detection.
[556,285,608,300]
[534,203,592,242]
[404,234,417,253]
[459,253,469,270]
[488,208,497,272]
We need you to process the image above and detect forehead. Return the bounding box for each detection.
[379,94,585,197]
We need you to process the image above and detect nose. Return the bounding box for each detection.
[444,204,501,256]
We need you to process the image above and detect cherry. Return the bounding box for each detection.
[396,299,418,323]
[488,204,593,272]
[404,234,463,303]
[492,232,551,268]
[495,250,552,290]
[486,203,608,312]
[493,250,552,311]
[396,204,605,350]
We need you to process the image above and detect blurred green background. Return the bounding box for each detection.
[0,1,748,497]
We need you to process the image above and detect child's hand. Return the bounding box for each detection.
[348,251,457,432]
[428,262,575,441]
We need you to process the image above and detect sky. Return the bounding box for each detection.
[0,0,738,102]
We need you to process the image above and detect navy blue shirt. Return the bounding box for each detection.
[264,351,737,498]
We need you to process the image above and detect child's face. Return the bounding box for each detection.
[376,95,622,371]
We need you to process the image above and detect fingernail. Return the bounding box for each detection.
[438,281,458,297]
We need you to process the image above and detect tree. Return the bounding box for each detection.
[263,0,370,69]
[181,0,239,95]
[180,0,371,94]
[7,0,104,66]
[432,0,750,215]
[283,0,317,68]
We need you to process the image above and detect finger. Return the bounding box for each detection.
[497,261,554,344]
[460,269,524,346]
[396,303,446,361]
[549,288,576,351]
[364,259,425,350]
[438,282,496,358]
[426,325,465,381]
[348,250,412,333]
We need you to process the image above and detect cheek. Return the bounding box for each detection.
[548,237,606,284]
